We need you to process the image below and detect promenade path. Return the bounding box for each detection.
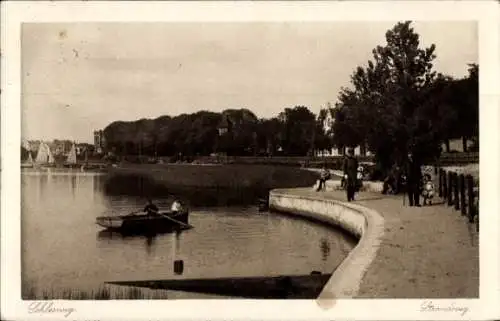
[281,187,479,298]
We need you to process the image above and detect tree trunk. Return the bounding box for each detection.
[360,142,367,156]
[462,136,468,152]
[444,140,450,153]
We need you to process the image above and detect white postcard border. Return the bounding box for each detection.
[2,1,499,320]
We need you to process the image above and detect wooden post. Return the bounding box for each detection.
[438,169,443,197]
[466,175,475,223]
[174,260,184,275]
[442,171,448,200]
[447,172,453,206]
[453,173,460,211]
[460,174,466,215]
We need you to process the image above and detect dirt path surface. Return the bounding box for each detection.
[281,187,479,298]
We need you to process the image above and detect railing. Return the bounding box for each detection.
[439,152,479,165]
[438,168,479,231]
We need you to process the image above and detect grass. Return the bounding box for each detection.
[22,284,169,300]
[103,163,320,206]
[110,163,319,188]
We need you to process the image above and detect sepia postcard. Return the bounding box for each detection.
[1,1,499,320]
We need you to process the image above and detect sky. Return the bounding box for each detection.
[22,22,477,143]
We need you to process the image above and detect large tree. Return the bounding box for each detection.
[256,117,283,156]
[220,109,259,155]
[278,106,317,156]
[450,64,479,151]
[333,21,445,172]
[314,107,333,153]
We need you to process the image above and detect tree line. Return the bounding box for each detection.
[103,107,331,158]
[102,21,478,173]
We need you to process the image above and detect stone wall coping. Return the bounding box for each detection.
[269,189,385,300]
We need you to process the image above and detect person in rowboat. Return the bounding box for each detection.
[171,199,183,214]
[143,199,159,216]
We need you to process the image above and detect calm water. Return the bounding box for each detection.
[21,170,355,299]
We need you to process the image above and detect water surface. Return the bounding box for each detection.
[21,170,356,298]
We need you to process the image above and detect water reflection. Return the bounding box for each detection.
[175,230,181,252]
[39,174,47,198]
[320,238,331,262]
[145,236,156,255]
[71,175,76,198]
[96,229,186,259]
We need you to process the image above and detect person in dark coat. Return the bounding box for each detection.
[383,164,401,194]
[405,152,422,207]
[143,199,159,216]
[343,148,359,202]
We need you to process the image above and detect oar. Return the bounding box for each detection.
[125,210,141,216]
[157,212,193,229]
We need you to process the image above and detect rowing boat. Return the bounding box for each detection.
[96,210,191,234]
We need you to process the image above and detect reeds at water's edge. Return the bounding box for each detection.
[22,284,168,300]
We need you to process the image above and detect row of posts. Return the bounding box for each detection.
[438,168,478,230]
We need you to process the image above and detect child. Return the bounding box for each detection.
[421,174,435,206]
[355,166,364,192]
[316,167,331,192]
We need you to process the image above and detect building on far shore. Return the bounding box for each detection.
[442,138,476,153]
[93,130,106,154]
[315,146,371,157]
[315,104,369,158]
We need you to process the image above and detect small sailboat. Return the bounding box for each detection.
[65,143,78,168]
[35,142,56,168]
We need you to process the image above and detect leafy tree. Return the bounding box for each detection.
[256,117,283,156]
[333,21,444,173]
[103,109,262,158]
[418,65,478,153]
[451,64,478,151]
[314,108,333,152]
[21,146,30,161]
[104,121,139,155]
[331,89,366,150]
[220,109,259,155]
[278,106,317,156]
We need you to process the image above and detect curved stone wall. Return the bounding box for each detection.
[314,180,384,193]
[269,190,385,299]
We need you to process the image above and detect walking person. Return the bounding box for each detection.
[343,148,359,202]
[405,151,422,207]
